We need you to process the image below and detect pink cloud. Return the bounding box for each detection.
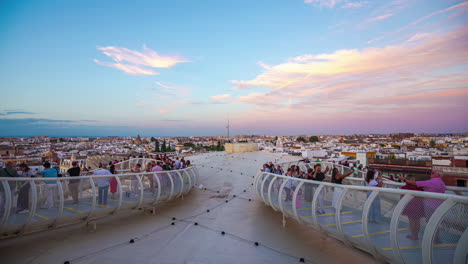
[231,27,468,119]
[159,109,171,114]
[95,45,189,75]
[211,94,231,100]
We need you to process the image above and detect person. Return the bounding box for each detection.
[303,168,314,202]
[174,157,181,170]
[283,169,295,202]
[130,164,141,197]
[67,161,81,205]
[312,164,329,214]
[331,167,354,209]
[261,164,271,173]
[109,164,118,199]
[401,176,424,240]
[399,170,446,242]
[0,162,20,212]
[274,165,283,175]
[365,170,383,223]
[16,164,34,214]
[93,165,112,205]
[39,162,58,209]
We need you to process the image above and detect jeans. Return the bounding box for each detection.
[68,182,79,203]
[98,186,108,205]
[17,183,30,211]
[46,184,58,208]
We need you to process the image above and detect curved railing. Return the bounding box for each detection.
[254,171,468,264]
[0,165,198,238]
[277,160,468,196]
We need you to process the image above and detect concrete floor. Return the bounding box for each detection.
[0,152,379,264]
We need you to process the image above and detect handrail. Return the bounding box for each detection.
[255,171,468,264]
[277,160,468,195]
[0,165,197,238]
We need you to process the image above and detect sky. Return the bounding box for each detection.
[0,0,467,137]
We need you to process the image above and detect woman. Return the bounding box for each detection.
[365,170,383,223]
[274,165,283,175]
[109,164,118,199]
[331,167,353,209]
[17,164,34,214]
[401,176,424,240]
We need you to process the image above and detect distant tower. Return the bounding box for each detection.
[226,117,230,138]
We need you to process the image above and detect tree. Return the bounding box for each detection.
[297,137,307,142]
[430,140,436,148]
[150,137,156,142]
[309,136,319,142]
[216,141,221,151]
[154,139,160,152]
[161,140,167,152]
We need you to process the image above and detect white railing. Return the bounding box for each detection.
[254,171,468,264]
[0,164,198,238]
[277,160,468,196]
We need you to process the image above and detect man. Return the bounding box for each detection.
[399,170,446,218]
[39,162,58,209]
[67,161,81,204]
[312,164,329,214]
[93,165,112,205]
[0,162,19,212]
[174,157,181,170]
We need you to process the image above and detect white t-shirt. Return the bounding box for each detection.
[93,169,112,187]
[365,179,379,187]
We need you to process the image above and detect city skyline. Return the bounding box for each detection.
[1,0,467,137]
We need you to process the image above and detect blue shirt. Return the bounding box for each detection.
[40,168,58,184]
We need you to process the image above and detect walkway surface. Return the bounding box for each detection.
[0,152,378,264]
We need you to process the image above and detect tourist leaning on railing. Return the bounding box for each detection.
[67,161,81,205]
[16,163,34,214]
[331,167,354,209]
[39,162,59,209]
[400,176,424,240]
[365,170,383,223]
[93,166,112,205]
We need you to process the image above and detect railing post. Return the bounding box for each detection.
[311,184,324,227]
[167,173,175,200]
[260,174,270,205]
[389,194,412,264]
[362,190,381,259]
[335,188,349,243]
[0,180,12,228]
[136,174,144,208]
[151,173,161,206]
[175,171,184,198]
[454,226,468,264]
[115,175,123,212]
[26,181,38,226]
[277,179,288,215]
[292,181,304,224]
[57,180,65,219]
[88,178,97,219]
[421,199,456,264]
[267,176,278,210]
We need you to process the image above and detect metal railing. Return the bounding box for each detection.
[0,160,198,238]
[277,160,468,196]
[254,171,468,264]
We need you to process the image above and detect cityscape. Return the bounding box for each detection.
[1,0,468,263]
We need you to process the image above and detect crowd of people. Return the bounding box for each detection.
[0,155,192,213]
[260,161,447,240]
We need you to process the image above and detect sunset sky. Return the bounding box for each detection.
[1,0,467,137]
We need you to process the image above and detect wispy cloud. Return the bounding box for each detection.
[159,109,171,114]
[94,45,189,75]
[407,33,431,42]
[231,27,468,116]
[341,1,369,9]
[159,119,186,122]
[369,13,393,22]
[211,94,231,100]
[0,111,35,116]
[304,0,343,8]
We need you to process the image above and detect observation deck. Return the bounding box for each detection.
[0,153,467,264]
